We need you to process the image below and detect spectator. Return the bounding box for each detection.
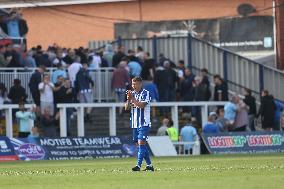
[200,68,211,101]
[103,44,114,67]
[180,68,195,102]
[273,99,284,131]
[177,60,186,79]
[111,61,130,114]
[75,62,94,121]
[156,117,169,136]
[157,60,178,102]
[213,74,228,102]
[141,52,155,80]
[179,117,197,155]
[0,82,7,105]
[243,88,256,131]
[62,49,75,65]
[234,96,249,132]
[258,90,276,131]
[16,103,36,138]
[127,50,142,78]
[215,108,230,132]
[51,63,67,84]
[27,126,40,143]
[68,56,82,87]
[166,120,179,142]
[0,45,12,67]
[24,50,37,68]
[224,95,239,128]
[143,76,159,121]
[136,46,145,63]
[61,79,75,135]
[53,75,65,111]
[89,51,101,69]
[40,107,58,137]
[203,113,220,134]
[8,79,27,104]
[112,45,126,68]
[39,74,55,115]
[29,65,45,106]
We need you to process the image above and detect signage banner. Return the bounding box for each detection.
[202,131,284,154]
[10,136,138,161]
[0,136,18,161]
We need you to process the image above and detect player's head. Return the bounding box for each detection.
[132,76,143,92]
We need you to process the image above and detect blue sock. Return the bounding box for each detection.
[144,145,152,166]
[137,145,145,167]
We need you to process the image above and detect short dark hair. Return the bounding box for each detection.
[245,88,252,95]
[201,68,208,73]
[178,60,185,65]
[132,76,143,83]
[213,74,221,80]
[263,90,269,96]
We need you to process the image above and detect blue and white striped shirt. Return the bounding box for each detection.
[130,89,151,128]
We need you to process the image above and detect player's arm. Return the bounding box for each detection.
[124,100,131,110]
[125,90,132,110]
[131,98,147,108]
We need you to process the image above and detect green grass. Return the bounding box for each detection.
[1,154,284,189]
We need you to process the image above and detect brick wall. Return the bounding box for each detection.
[22,0,273,48]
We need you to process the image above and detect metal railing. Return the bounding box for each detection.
[0,67,115,102]
[90,35,284,102]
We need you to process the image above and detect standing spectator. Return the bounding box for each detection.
[243,89,257,131]
[0,83,7,105]
[179,117,197,155]
[143,76,159,121]
[75,62,94,121]
[24,50,37,68]
[53,76,65,112]
[51,63,67,84]
[258,90,276,131]
[0,45,12,67]
[40,107,58,137]
[111,61,130,114]
[192,76,208,122]
[89,51,101,69]
[62,49,75,65]
[103,44,114,67]
[112,45,126,68]
[67,56,82,87]
[158,60,178,102]
[141,52,155,80]
[213,74,228,102]
[180,68,195,102]
[234,96,249,132]
[128,50,142,78]
[136,46,145,63]
[156,117,169,136]
[166,120,179,142]
[224,95,239,128]
[61,79,75,135]
[8,79,27,104]
[215,108,230,132]
[29,65,45,106]
[200,68,211,101]
[39,74,55,115]
[273,99,284,131]
[177,60,186,79]
[203,113,220,134]
[16,103,36,138]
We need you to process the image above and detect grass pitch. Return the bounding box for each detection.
[0,154,284,189]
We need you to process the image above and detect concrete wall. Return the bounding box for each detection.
[22,0,273,48]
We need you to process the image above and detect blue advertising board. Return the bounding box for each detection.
[202,131,284,154]
[0,136,18,161]
[10,136,138,161]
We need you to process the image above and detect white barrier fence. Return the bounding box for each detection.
[57,101,227,137]
[0,67,115,102]
[1,101,227,138]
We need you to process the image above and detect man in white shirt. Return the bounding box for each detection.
[39,74,54,115]
[68,56,82,87]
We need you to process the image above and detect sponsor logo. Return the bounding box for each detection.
[19,143,45,160]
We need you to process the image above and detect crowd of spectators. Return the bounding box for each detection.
[0,43,283,138]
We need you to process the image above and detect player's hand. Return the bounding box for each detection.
[126,90,132,100]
